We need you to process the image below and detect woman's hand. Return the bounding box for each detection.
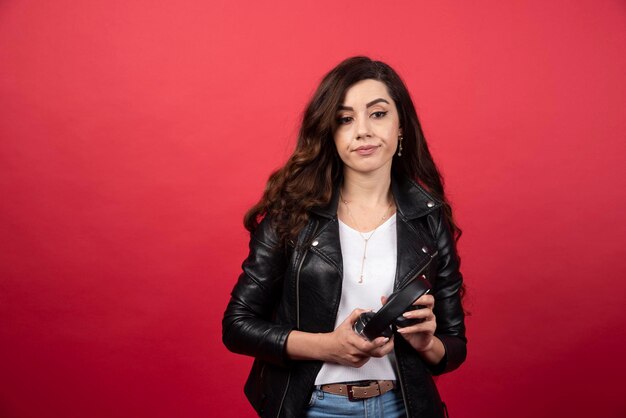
[384,294,438,352]
[320,308,394,368]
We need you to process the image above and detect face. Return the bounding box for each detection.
[333,79,401,177]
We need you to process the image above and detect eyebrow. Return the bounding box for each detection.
[338,98,390,111]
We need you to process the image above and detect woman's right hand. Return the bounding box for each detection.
[320,309,394,368]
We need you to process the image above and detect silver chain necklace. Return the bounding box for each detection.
[340,191,394,283]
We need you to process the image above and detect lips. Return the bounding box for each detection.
[353,144,379,156]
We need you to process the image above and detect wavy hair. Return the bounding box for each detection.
[244,56,461,247]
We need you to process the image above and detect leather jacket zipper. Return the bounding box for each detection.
[275,373,291,418]
[296,219,318,329]
[394,250,438,417]
[276,220,318,418]
[295,250,308,329]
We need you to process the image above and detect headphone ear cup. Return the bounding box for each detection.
[353,311,393,339]
[393,305,426,328]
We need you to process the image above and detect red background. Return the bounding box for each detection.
[1,1,625,417]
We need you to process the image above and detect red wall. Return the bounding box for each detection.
[1,1,625,417]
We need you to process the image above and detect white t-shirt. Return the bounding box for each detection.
[314,214,398,385]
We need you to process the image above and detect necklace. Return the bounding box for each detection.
[340,191,394,283]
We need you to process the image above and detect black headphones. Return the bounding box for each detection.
[353,274,432,341]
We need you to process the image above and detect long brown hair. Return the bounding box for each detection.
[244,56,461,246]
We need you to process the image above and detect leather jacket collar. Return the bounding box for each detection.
[310,175,442,220]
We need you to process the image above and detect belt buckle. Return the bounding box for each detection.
[346,382,378,402]
[346,384,359,402]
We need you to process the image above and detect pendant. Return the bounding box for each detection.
[358,238,368,284]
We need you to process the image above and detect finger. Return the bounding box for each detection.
[402,307,433,320]
[349,308,370,321]
[414,294,435,308]
[396,319,437,335]
[359,335,392,356]
[381,295,388,305]
[371,336,391,346]
[341,308,369,327]
[379,340,395,356]
[351,334,381,353]
[369,336,394,357]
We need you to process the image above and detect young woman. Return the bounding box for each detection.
[223,56,466,418]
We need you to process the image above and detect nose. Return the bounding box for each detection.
[355,115,372,140]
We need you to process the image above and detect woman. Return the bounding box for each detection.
[223,56,466,418]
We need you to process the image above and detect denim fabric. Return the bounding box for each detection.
[304,387,407,417]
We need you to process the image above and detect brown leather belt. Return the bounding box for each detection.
[320,380,395,401]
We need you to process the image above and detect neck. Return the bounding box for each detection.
[340,169,392,207]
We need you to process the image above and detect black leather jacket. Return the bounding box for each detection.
[223,176,467,417]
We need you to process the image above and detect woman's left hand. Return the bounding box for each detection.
[382,294,437,352]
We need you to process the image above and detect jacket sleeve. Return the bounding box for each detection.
[427,208,467,375]
[222,216,293,367]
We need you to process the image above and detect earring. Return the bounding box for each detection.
[397,135,403,157]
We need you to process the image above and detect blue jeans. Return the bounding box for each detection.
[304,387,407,417]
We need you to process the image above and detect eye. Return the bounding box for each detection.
[371,111,388,119]
[337,116,353,125]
